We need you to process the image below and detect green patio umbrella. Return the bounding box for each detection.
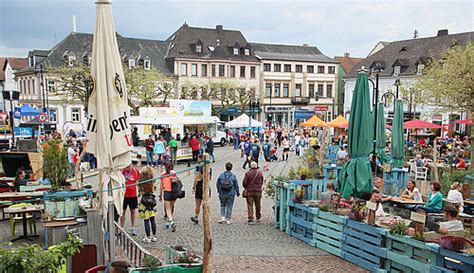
[376,101,387,163]
[391,99,405,168]
[338,72,373,199]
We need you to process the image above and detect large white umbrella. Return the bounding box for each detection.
[225,113,263,128]
[86,0,132,260]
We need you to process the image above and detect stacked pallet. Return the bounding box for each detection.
[313,210,347,257]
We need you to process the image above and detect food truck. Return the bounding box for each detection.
[129,100,227,162]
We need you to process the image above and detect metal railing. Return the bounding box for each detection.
[114,222,151,267]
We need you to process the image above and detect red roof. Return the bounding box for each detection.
[6,58,28,70]
[404,119,442,129]
[0,58,6,81]
[334,55,364,73]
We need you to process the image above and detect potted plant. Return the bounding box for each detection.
[292,188,304,203]
[348,199,367,222]
[42,140,69,192]
[130,255,163,272]
[173,250,202,266]
[388,218,408,235]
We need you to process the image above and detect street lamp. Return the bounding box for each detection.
[75,73,92,113]
[366,63,384,176]
[2,90,20,148]
[248,97,260,137]
[34,64,47,114]
[394,79,401,99]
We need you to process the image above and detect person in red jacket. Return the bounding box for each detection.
[189,135,200,162]
[242,161,264,225]
[120,163,141,236]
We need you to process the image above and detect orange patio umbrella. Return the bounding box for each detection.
[327,115,349,128]
[299,115,327,127]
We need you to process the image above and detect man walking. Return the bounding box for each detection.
[243,161,264,224]
[206,137,215,163]
[121,163,140,236]
[242,139,253,169]
[144,135,155,167]
[168,136,178,166]
[216,162,239,224]
[189,135,200,162]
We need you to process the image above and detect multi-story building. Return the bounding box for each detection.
[251,43,339,127]
[344,29,473,125]
[1,57,28,112]
[334,53,363,118]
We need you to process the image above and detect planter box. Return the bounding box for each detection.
[438,248,474,273]
[314,211,347,257]
[287,202,319,246]
[342,220,387,272]
[129,264,202,273]
[164,246,188,264]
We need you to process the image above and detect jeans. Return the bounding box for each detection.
[144,217,156,237]
[192,150,199,162]
[155,154,163,167]
[209,152,215,162]
[233,139,239,150]
[69,162,75,177]
[246,191,262,221]
[219,195,235,220]
[146,150,154,166]
[170,148,177,165]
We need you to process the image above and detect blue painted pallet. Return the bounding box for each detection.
[313,211,347,257]
[342,220,387,272]
[385,233,442,273]
[438,247,474,273]
[288,201,319,222]
[288,215,316,246]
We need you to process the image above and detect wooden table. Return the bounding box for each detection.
[390,197,425,205]
[0,191,44,200]
[464,200,474,206]
[4,205,43,241]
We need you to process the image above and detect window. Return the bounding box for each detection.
[68,56,76,67]
[327,84,333,97]
[295,65,303,73]
[317,84,324,96]
[144,60,151,70]
[211,65,216,77]
[233,47,239,55]
[196,45,202,53]
[250,66,256,78]
[219,65,225,77]
[244,49,250,55]
[295,84,302,97]
[274,64,281,72]
[128,59,135,69]
[49,109,57,122]
[417,64,424,75]
[230,65,236,78]
[181,63,187,76]
[283,83,289,97]
[201,64,208,77]
[191,64,197,76]
[263,63,271,72]
[317,66,325,74]
[328,66,336,74]
[394,66,400,76]
[48,80,56,91]
[274,83,281,97]
[308,84,315,98]
[240,66,246,78]
[284,64,291,72]
[71,108,80,122]
[307,65,314,73]
[265,83,272,97]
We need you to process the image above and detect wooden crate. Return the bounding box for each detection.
[314,211,347,257]
[438,248,474,273]
[342,220,387,272]
[288,214,316,246]
[385,233,444,273]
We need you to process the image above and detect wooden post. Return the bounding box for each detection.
[432,138,439,182]
[202,153,212,272]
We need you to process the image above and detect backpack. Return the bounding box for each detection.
[221,173,233,191]
[141,193,156,208]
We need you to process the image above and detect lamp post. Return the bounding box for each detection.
[367,63,383,175]
[2,90,20,148]
[394,79,401,99]
[75,73,92,113]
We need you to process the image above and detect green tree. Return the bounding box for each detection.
[398,84,427,120]
[416,41,474,170]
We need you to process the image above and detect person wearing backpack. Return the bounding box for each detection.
[137,166,158,243]
[216,162,240,224]
[191,155,213,224]
[251,139,262,167]
[262,139,272,171]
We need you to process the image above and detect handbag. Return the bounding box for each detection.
[243,171,259,198]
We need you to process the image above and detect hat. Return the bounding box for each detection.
[451,182,462,190]
[250,161,258,169]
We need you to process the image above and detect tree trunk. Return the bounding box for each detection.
[432,138,439,182]
[470,109,474,172]
[202,154,212,272]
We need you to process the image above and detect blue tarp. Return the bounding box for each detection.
[20,104,40,116]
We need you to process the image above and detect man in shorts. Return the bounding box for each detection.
[120,163,140,236]
[262,139,272,171]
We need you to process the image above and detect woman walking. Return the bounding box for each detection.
[217,162,240,224]
[154,137,166,170]
[138,166,157,243]
[191,155,213,224]
[282,137,290,161]
[243,161,264,224]
[160,162,179,232]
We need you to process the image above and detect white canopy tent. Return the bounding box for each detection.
[225,113,263,128]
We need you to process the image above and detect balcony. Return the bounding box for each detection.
[290,96,310,105]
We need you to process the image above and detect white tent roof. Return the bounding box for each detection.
[130,115,220,125]
[225,113,263,128]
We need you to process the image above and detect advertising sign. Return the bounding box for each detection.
[315,106,329,112]
[140,100,212,118]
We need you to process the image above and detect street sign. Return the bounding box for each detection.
[38,113,47,123]
[315,106,329,112]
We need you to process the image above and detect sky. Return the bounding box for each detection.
[0,0,473,58]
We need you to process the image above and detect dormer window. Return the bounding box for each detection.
[144,60,151,70]
[196,45,202,53]
[68,55,76,67]
[128,59,135,69]
[244,49,250,56]
[208,46,215,52]
[417,64,424,75]
[233,47,239,55]
[393,66,401,76]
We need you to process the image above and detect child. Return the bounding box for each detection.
[138,166,158,243]
[270,146,278,162]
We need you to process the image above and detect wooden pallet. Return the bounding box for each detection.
[342,220,387,272]
[438,248,474,273]
[385,233,443,273]
[288,214,316,246]
[314,211,347,257]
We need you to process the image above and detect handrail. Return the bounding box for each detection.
[114,221,151,267]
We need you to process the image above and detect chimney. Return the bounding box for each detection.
[303,43,309,47]
[72,15,77,32]
[216,25,223,33]
[344,52,350,58]
[437,29,448,36]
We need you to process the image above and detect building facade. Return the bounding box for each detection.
[334,53,363,119]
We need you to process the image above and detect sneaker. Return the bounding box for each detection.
[226,220,231,225]
[171,222,176,232]
[143,237,152,243]
[256,218,261,222]
[130,229,138,236]
[191,216,199,224]
[151,235,157,242]
[248,220,256,225]
[218,217,226,224]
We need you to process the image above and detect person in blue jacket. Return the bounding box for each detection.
[216,162,240,224]
[415,181,443,213]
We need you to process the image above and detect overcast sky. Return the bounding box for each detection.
[0,0,473,58]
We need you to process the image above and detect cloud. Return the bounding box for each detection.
[0,44,31,58]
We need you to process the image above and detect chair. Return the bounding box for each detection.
[8,203,37,239]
